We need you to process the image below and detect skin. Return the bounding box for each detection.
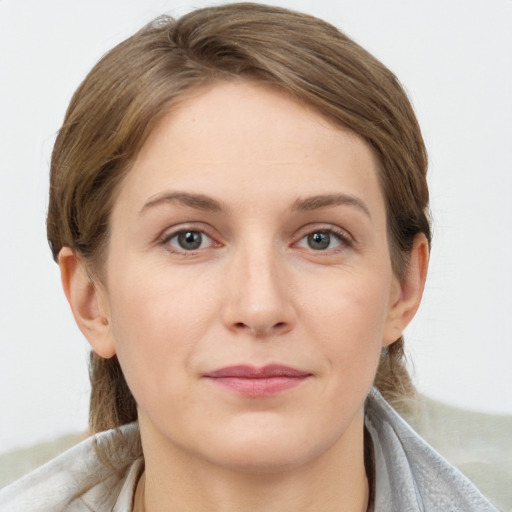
[60,81,428,512]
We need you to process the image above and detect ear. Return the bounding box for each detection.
[58,247,116,359]
[383,233,429,346]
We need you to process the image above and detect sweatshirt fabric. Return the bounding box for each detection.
[0,389,497,511]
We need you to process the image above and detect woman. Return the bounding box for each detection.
[0,3,497,511]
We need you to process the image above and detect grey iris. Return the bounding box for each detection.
[308,232,330,250]
[178,231,202,250]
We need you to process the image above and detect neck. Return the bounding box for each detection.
[138,412,369,512]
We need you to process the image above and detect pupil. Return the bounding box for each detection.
[308,232,330,250]
[178,231,202,250]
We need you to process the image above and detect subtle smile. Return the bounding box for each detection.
[203,364,312,397]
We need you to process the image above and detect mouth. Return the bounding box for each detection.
[202,364,312,397]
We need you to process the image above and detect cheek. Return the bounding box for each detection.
[303,265,392,342]
[105,261,219,406]
[301,267,392,381]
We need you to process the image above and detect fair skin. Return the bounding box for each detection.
[59,81,428,512]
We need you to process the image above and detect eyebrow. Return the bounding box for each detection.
[140,191,370,218]
[140,192,224,215]
[291,193,371,218]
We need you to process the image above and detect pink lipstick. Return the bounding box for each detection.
[203,364,311,397]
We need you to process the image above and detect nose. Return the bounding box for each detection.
[221,244,296,338]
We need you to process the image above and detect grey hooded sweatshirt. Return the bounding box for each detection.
[0,389,497,511]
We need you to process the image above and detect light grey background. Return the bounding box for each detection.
[1,0,511,454]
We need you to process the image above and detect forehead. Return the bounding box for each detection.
[115,80,385,218]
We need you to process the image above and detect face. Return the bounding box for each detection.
[96,81,404,472]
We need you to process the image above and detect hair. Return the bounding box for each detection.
[47,3,430,435]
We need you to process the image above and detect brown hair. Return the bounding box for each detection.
[47,3,430,434]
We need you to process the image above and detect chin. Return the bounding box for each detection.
[196,423,339,474]
[209,444,314,474]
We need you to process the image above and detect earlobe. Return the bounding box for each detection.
[383,233,429,346]
[58,247,116,359]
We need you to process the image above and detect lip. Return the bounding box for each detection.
[203,364,312,397]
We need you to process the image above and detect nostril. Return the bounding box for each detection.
[232,321,289,335]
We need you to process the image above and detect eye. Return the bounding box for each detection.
[166,230,214,251]
[296,229,346,251]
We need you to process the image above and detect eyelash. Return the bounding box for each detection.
[158,225,353,255]
[294,227,353,252]
[159,226,219,254]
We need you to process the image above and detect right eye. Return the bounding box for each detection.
[165,230,214,251]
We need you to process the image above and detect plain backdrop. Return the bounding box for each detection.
[1,0,511,454]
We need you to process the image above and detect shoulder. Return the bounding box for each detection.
[0,423,142,512]
[365,389,498,512]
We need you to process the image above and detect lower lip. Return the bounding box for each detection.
[206,376,309,397]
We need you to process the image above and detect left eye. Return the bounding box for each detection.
[296,231,344,251]
[167,230,213,251]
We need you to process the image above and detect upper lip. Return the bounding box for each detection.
[203,364,311,379]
